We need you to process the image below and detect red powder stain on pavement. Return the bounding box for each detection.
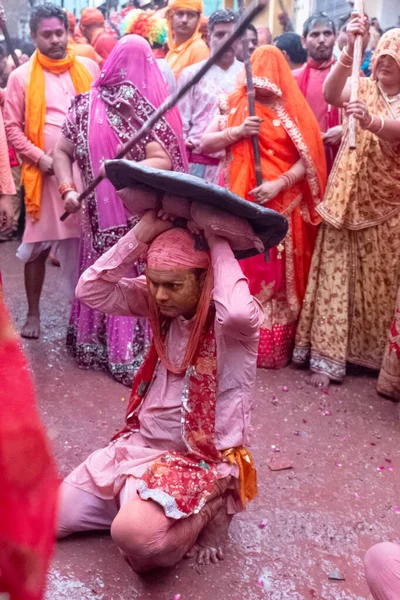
[2,241,399,600]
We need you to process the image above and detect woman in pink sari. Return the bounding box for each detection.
[54,35,187,386]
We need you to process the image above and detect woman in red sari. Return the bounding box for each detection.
[200,46,327,368]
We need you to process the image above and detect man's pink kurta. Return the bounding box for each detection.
[65,229,264,514]
[3,57,99,243]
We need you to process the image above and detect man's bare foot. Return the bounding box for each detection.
[307,373,331,389]
[187,497,232,567]
[21,315,40,339]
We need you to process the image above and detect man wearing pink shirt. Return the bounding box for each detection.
[4,3,99,339]
[57,208,263,571]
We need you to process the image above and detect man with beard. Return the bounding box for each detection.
[166,0,210,80]
[178,9,243,183]
[293,13,342,173]
[4,3,98,339]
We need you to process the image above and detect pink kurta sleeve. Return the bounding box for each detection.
[76,228,150,317]
[3,68,44,165]
[0,110,16,195]
[209,235,264,340]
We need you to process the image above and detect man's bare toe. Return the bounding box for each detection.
[21,315,40,339]
[307,373,331,389]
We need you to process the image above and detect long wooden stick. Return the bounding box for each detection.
[242,37,263,186]
[0,1,20,69]
[348,0,365,150]
[238,0,263,186]
[61,0,267,221]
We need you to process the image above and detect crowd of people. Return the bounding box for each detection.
[0,0,399,598]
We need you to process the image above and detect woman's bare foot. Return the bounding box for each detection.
[307,373,331,389]
[187,498,232,567]
[21,314,40,339]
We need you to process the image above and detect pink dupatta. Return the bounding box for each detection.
[89,34,187,233]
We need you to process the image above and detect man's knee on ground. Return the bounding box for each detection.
[365,542,400,582]
[111,502,173,566]
[111,511,166,560]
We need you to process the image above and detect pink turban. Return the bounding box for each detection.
[147,228,210,271]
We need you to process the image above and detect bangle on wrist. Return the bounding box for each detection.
[278,172,296,190]
[343,46,354,61]
[364,114,374,129]
[338,57,352,68]
[375,115,385,134]
[59,182,77,198]
[368,115,385,135]
[223,127,240,144]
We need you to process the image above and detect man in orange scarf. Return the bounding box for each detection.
[4,2,98,340]
[166,0,210,80]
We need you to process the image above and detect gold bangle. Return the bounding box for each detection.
[343,46,354,61]
[368,115,384,135]
[375,115,385,134]
[338,57,352,68]
[364,114,374,130]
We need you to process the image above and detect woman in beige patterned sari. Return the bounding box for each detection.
[293,21,400,389]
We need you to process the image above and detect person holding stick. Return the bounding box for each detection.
[178,9,243,184]
[53,35,187,386]
[199,46,326,369]
[293,22,400,390]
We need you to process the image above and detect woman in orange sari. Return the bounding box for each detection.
[200,46,326,368]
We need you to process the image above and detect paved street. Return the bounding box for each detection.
[2,239,400,600]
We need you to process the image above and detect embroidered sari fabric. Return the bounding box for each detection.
[61,35,187,386]
[0,292,58,600]
[225,46,326,369]
[293,33,400,380]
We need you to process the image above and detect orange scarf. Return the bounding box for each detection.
[227,46,326,226]
[23,46,93,221]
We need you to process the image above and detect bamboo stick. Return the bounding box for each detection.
[61,0,267,221]
[348,0,365,150]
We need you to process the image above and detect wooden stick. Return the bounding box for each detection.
[348,0,365,150]
[238,0,263,186]
[242,37,263,186]
[0,1,20,69]
[61,0,267,221]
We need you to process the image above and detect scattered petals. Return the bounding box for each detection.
[342,437,348,441]
[257,579,264,587]
[370,442,376,446]
[258,520,267,529]
[322,389,329,395]
[328,569,345,581]
[385,458,392,463]
[354,492,360,499]
[303,419,307,424]
[377,466,385,471]
[174,595,181,600]
[335,462,342,467]
[394,506,399,513]
[283,386,289,392]
[388,466,394,471]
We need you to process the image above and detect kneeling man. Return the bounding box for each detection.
[57,209,263,571]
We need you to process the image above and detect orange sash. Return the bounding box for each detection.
[23,47,93,221]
